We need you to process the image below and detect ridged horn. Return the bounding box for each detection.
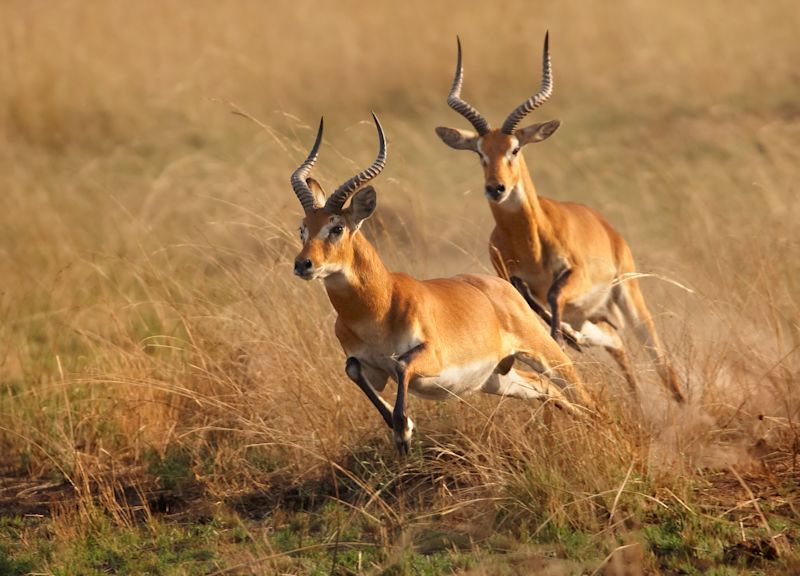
[325,112,387,213]
[447,36,490,135]
[501,31,553,135]
[290,117,324,213]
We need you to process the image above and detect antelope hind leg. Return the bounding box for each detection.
[513,348,596,414]
[482,368,584,417]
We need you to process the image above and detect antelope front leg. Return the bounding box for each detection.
[392,343,426,456]
[510,276,551,322]
[511,276,582,352]
[345,358,394,429]
[547,268,575,346]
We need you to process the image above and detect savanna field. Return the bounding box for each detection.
[1,2,799,574]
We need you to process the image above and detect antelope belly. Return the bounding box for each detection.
[565,283,612,324]
[409,359,498,400]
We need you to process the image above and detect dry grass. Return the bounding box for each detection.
[0,1,798,573]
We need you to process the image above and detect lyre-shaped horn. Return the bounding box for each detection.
[324,112,387,213]
[446,36,491,135]
[501,32,553,135]
[290,117,324,213]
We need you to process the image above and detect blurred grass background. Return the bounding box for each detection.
[0,1,799,573]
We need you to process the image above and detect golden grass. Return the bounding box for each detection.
[0,1,798,572]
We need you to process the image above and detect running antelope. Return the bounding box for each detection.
[290,114,595,454]
[435,33,685,403]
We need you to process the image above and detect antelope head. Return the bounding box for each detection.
[435,33,560,204]
[291,114,386,281]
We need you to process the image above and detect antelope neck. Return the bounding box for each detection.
[489,156,553,260]
[324,233,393,324]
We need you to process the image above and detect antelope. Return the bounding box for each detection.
[289,114,596,454]
[435,33,685,403]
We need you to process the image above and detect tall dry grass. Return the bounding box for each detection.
[0,0,798,569]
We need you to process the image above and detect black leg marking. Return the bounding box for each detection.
[513,276,581,352]
[511,276,550,321]
[600,314,619,331]
[393,366,409,455]
[392,343,426,456]
[397,342,426,367]
[547,269,573,344]
[495,355,515,375]
[345,357,393,429]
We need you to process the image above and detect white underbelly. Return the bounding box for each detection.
[564,283,612,325]
[409,359,497,400]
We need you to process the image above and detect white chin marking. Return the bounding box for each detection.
[493,187,523,210]
[486,191,511,203]
[315,264,344,280]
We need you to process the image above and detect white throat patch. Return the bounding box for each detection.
[494,181,526,211]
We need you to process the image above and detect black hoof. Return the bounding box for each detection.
[564,332,582,352]
[395,439,409,457]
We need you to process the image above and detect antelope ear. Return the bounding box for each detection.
[306,177,327,208]
[516,120,561,146]
[435,126,479,151]
[346,186,377,229]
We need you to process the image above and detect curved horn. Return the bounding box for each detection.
[290,117,324,213]
[447,36,490,135]
[501,31,553,135]
[325,112,387,213]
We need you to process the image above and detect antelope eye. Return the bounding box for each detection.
[330,225,344,237]
[512,146,521,156]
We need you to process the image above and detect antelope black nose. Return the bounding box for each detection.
[485,183,506,199]
[294,258,313,276]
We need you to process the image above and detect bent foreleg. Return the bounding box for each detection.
[345,357,394,429]
[511,276,582,352]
